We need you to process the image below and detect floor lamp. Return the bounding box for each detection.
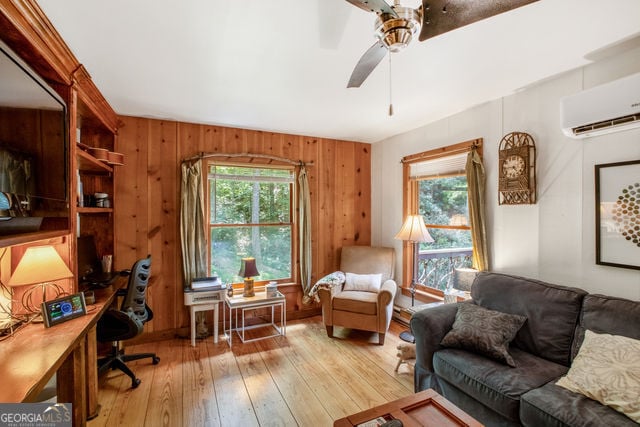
[395,214,434,343]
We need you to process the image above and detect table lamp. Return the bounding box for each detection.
[395,214,434,343]
[8,245,73,318]
[238,257,259,297]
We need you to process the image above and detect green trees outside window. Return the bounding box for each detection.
[208,164,294,284]
[417,175,472,290]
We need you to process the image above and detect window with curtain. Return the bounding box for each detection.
[412,153,473,291]
[401,140,482,295]
[207,163,295,284]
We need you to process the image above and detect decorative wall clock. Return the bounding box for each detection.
[498,132,536,205]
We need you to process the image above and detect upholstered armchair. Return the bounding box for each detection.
[318,246,397,345]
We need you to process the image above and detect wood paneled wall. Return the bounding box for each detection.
[115,116,371,334]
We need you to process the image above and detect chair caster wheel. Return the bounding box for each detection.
[132,378,141,388]
[152,356,160,365]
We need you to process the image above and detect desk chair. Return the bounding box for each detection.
[97,255,159,388]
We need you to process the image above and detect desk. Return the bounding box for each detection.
[223,290,286,348]
[0,280,123,426]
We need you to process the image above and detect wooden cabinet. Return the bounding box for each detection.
[0,0,118,290]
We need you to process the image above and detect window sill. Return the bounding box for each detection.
[400,286,443,304]
[400,286,471,304]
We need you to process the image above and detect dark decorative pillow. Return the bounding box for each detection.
[440,303,527,367]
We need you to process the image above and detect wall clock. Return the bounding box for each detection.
[498,132,536,205]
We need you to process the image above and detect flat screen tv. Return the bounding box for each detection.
[0,38,67,229]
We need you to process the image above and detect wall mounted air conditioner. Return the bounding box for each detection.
[560,72,640,139]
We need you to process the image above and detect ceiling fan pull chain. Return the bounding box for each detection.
[388,52,394,116]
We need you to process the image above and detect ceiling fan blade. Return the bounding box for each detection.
[345,0,398,17]
[419,0,539,42]
[318,0,353,49]
[347,41,388,88]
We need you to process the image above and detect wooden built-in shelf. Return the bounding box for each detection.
[76,207,113,214]
[0,230,70,248]
[76,148,113,174]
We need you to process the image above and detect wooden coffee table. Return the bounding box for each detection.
[333,389,483,427]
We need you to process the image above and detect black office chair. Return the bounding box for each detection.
[97,255,160,388]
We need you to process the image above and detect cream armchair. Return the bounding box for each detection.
[318,246,397,345]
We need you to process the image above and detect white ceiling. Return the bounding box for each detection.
[37,0,640,143]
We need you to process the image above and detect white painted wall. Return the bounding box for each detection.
[372,45,640,304]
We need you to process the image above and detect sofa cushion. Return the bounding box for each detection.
[440,303,526,367]
[439,380,523,427]
[471,272,587,366]
[433,346,568,422]
[333,291,377,315]
[571,293,640,359]
[521,382,638,427]
[556,330,640,423]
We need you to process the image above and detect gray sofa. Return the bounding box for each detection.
[411,271,640,426]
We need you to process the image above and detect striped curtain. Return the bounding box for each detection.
[298,165,312,299]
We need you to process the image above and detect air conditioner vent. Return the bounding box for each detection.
[572,113,640,136]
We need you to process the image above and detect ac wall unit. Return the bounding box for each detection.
[560,72,640,139]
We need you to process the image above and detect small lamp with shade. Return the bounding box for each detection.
[238,257,259,298]
[7,245,73,320]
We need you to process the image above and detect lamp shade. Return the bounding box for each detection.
[238,257,259,278]
[394,215,434,243]
[7,246,73,287]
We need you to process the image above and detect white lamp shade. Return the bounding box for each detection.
[7,246,73,287]
[395,215,434,243]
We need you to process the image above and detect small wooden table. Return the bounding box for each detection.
[334,389,483,427]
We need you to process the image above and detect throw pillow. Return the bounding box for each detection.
[556,330,640,423]
[343,273,382,293]
[440,303,526,367]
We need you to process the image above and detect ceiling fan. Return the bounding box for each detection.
[346,0,539,88]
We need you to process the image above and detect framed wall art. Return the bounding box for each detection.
[595,159,640,270]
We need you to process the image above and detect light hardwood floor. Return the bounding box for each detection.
[88,316,415,427]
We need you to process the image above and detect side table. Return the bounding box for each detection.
[184,288,226,346]
[224,289,286,348]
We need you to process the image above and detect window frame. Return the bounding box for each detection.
[206,161,297,285]
[399,139,482,300]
